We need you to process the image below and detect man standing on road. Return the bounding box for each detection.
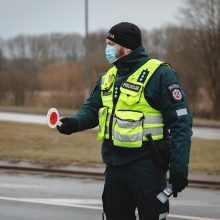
[57,22,192,220]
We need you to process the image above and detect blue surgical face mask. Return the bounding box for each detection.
[105,45,118,64]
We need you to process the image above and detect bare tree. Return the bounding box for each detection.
[142,28,170,60]
[164,26,203,114]
[179,0,220,118]
[50,33,83,61]
[0,38,4,70]
[5,59,39,105]
[0,48,4,70]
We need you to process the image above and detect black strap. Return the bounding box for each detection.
[146,133,165,168]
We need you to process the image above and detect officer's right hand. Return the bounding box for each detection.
[57,117,79,135]
[169,176,188,198]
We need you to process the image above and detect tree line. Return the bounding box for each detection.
[0,0,219,118]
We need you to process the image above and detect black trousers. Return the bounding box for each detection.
[102,158,169,220]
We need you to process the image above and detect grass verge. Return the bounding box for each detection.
[0,121,219,173]
[189,137,220,174]
[0,121,102,166]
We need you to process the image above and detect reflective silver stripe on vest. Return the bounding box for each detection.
[98,109,102,117]
[112,129,143,142]
[113,127,163,142]
[143,127,163,136]
[113,118,142,129]
[144,116,163,124]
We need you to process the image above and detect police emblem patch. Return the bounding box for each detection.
[172,89,182,101]
[167,83,184,103]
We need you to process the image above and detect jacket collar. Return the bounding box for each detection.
[114,45,149,77]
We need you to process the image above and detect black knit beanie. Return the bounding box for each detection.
[107,22,142,50]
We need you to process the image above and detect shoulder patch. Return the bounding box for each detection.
[167,83,184,103]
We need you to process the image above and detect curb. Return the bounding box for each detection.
[0,162,219,189]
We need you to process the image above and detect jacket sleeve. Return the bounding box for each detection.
[72,76,103,131]
[146,65,193,179]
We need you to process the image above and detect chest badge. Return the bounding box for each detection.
[121,82,141,92]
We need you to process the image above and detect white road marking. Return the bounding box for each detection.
[0,183,44,189]
[0,112,47,125]
[171,200,220,208]
[168,214,220,220]
[28,198,102,205]
[0,196,219,220]
[0,196,102,210]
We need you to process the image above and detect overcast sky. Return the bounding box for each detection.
[0,0,185,39]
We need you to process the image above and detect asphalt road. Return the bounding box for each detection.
[0,172,219,220]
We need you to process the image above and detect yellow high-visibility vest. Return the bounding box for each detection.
[98,59,168,148]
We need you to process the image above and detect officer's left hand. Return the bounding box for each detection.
[169,176,188,198]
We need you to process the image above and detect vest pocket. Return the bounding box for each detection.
[120,85,143,105]
[112,110,144,148]
[97,107,108,141]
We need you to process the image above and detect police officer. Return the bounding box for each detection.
[57,22,192,220]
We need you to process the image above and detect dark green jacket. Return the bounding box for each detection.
[72,45,192,179]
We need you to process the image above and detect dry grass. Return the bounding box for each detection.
[0,121,102,166]
[189,138,220,173]
[193,118,220,128]
[0,121,220,173]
